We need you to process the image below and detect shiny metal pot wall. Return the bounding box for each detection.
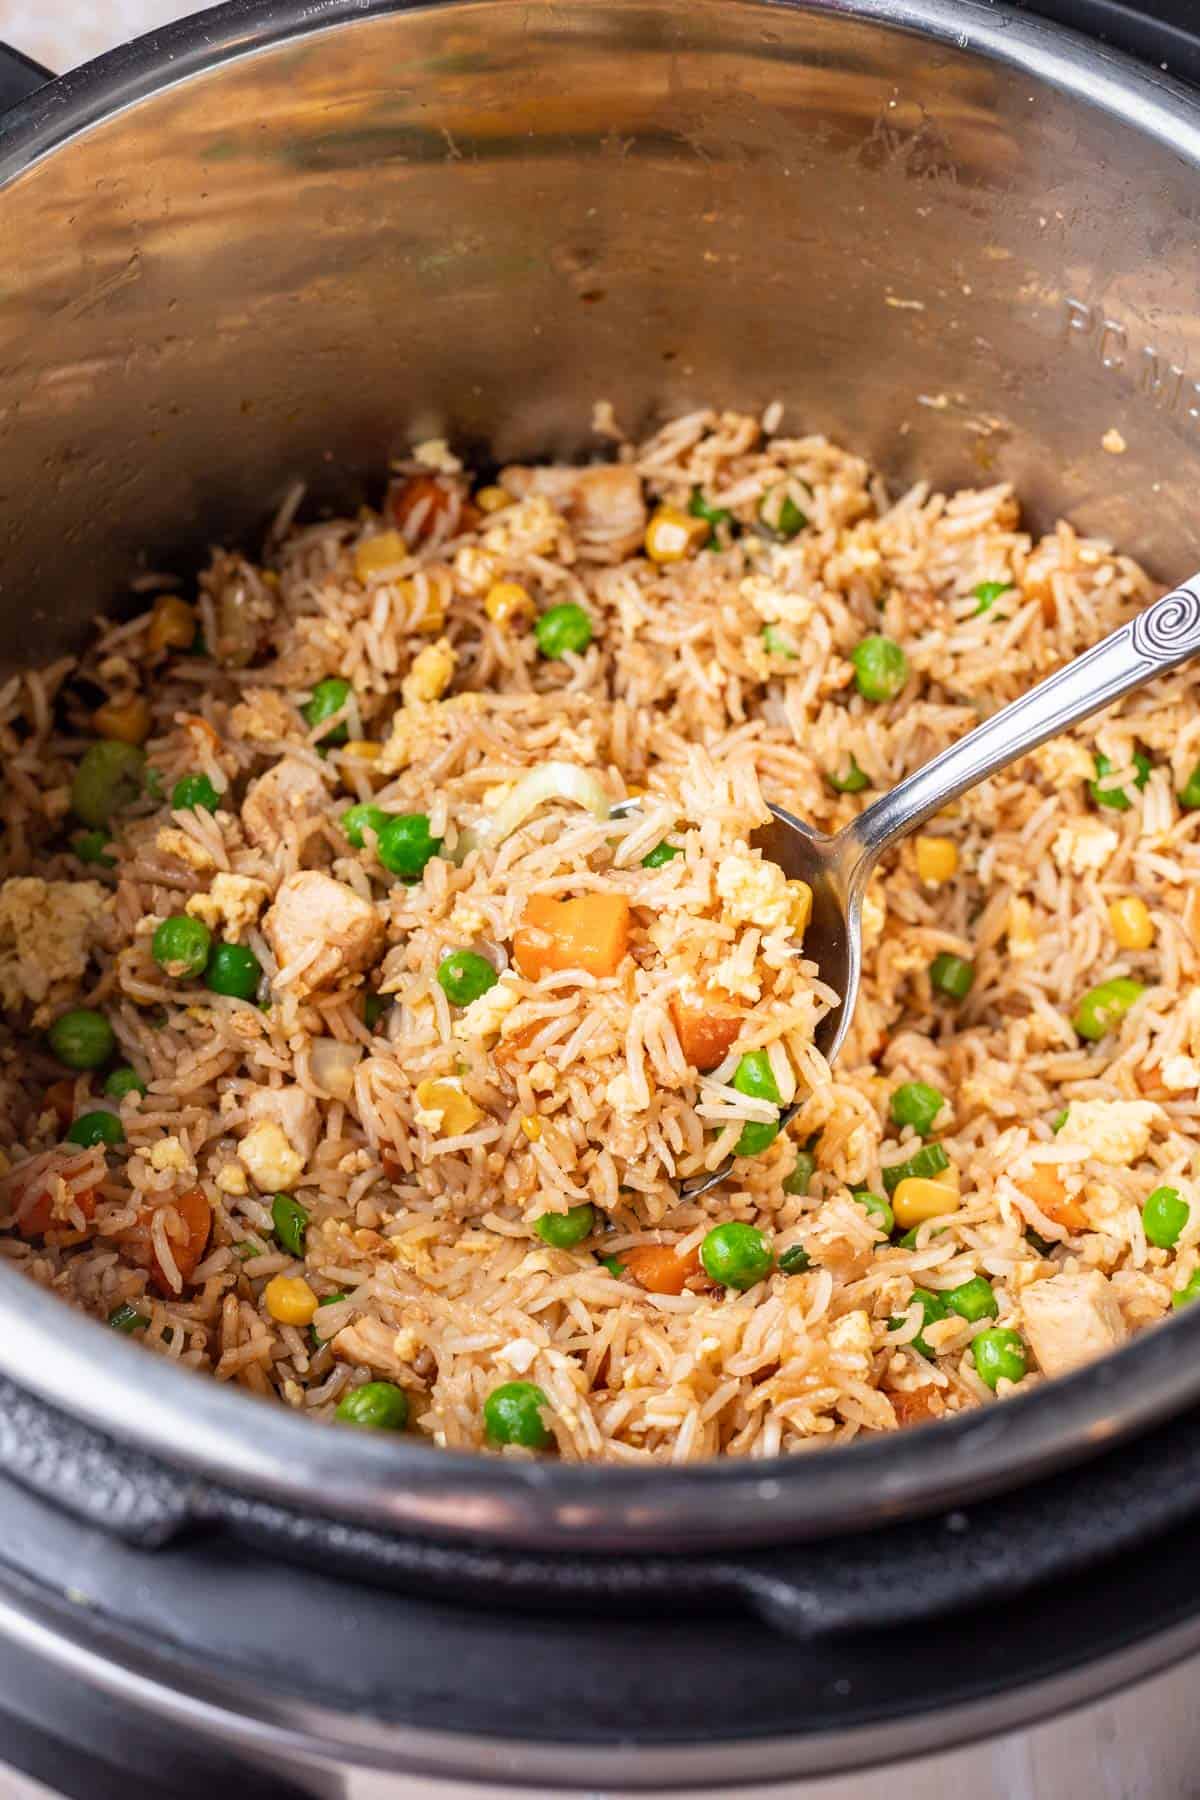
[2,0,1200,1550]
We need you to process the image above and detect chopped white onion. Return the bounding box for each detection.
[458,762,611,858]
[309,1037,362,1101]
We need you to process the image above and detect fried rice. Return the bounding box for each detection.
[0,403,1196,1461]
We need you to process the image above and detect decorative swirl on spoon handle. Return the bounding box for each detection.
[1130,582,1200,665]
[847,574,1200,866]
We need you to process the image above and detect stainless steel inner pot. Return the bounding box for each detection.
[2,0,1200,1553]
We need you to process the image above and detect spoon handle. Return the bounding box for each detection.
[845,577,1200,867]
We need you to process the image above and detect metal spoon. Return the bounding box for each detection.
[680,576,1200,1198]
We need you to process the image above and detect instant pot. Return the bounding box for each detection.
[3,0,1200,1792]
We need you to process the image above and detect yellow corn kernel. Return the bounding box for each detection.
[1109,895,1154,951]
[644,505,708,565]
[354,530,409,584]
[415,1077,482,1137]
[892,1174,962,1229]
[520,1114,543,1142]
[147,594,196,654]
[397,569,449,633]
[915,836,959,885]
[264,1274,318,1326]
[93,695,151,746]
[789,879,813,940]
[476,485,512,514]
[484,579,533,625]
[625,785,646,801]
[261,569,280,590]
[341,739,381,763]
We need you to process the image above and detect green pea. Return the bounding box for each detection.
[436,950,498,1007]
[1073,977,1144,1042]
[972,580,1011,616]
[341,803,391,849]
[535,603,593,659]
[66,1110,125,1148]
[700,1221,775,1290]
[850,635,908,702]
[205,941,262,1000]
[271,1193,309,1257]
[759,487,808,538]
[897,1224,946,1249]
[783,1149,816,1196]
[889,1081,944,1137]
[1025,1227,1056,1256]
[882,1142,951,1195]
[732,1050,782,1106]
[1172,1270,1200,1309]
[762,624,800,659]
[376,812,443,882]
[642,840,683,868]
[778,1243,811,1274]
[483,1380,553,1448]
[152,914,213,980]
[302,677,353,745]
[48,1008,114,1071]
[688,486,731,545]
[971,1327,1027,1389]
[171,773,220,813]
[889,1287,949,1358]
[71,741,147,828]
[1089,750,1151,812]
[600,1253,626,1277]
[364,992,389,1029]
[826,756,870,794]
[731,1050,782,1158]
[104,1066,146,1101]
[1179,761,1200,810]
[534,1204,595,1248]
[336,1381,409,1430]
[854,1191,894,1236]
[1144,1185,1189,1250]
[108,1302,149,1334]
[943,1275,999,1322]
[72,830,115,866]
[930,953,974,1000]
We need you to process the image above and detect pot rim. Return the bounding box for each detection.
[3,0,1200,1550]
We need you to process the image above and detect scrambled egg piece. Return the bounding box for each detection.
[1051,818,1118,875]
[1006,896,1037,961]
[482,494,562,561]
[1035,740,1095,785]
[413,437,461,473]
[401,638,457,707]
[1162,1055,1200,1093]
[155,827,217,873]
[186,872,270,942]
[377,692,482,775]
[452,972,521,1043]
[215,1161,248,1196]
[1056,1098,1157,1166]
[149,1136,193,1176]
[828,1309,874,1371]
[229,688,296,744]
[716,849,809,935]
[861,884,887,951]
[739,573,816,630]
[0,877,107,1020]
[240,1120,305,1192]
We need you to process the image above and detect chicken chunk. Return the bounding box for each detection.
[1020,1270,1127,1379]
[242,757,329,851]
[265,871,385,996]
[500,463,646,558]
[245,1085,320,1162]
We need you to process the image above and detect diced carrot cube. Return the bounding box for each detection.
[513,893,631,981]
